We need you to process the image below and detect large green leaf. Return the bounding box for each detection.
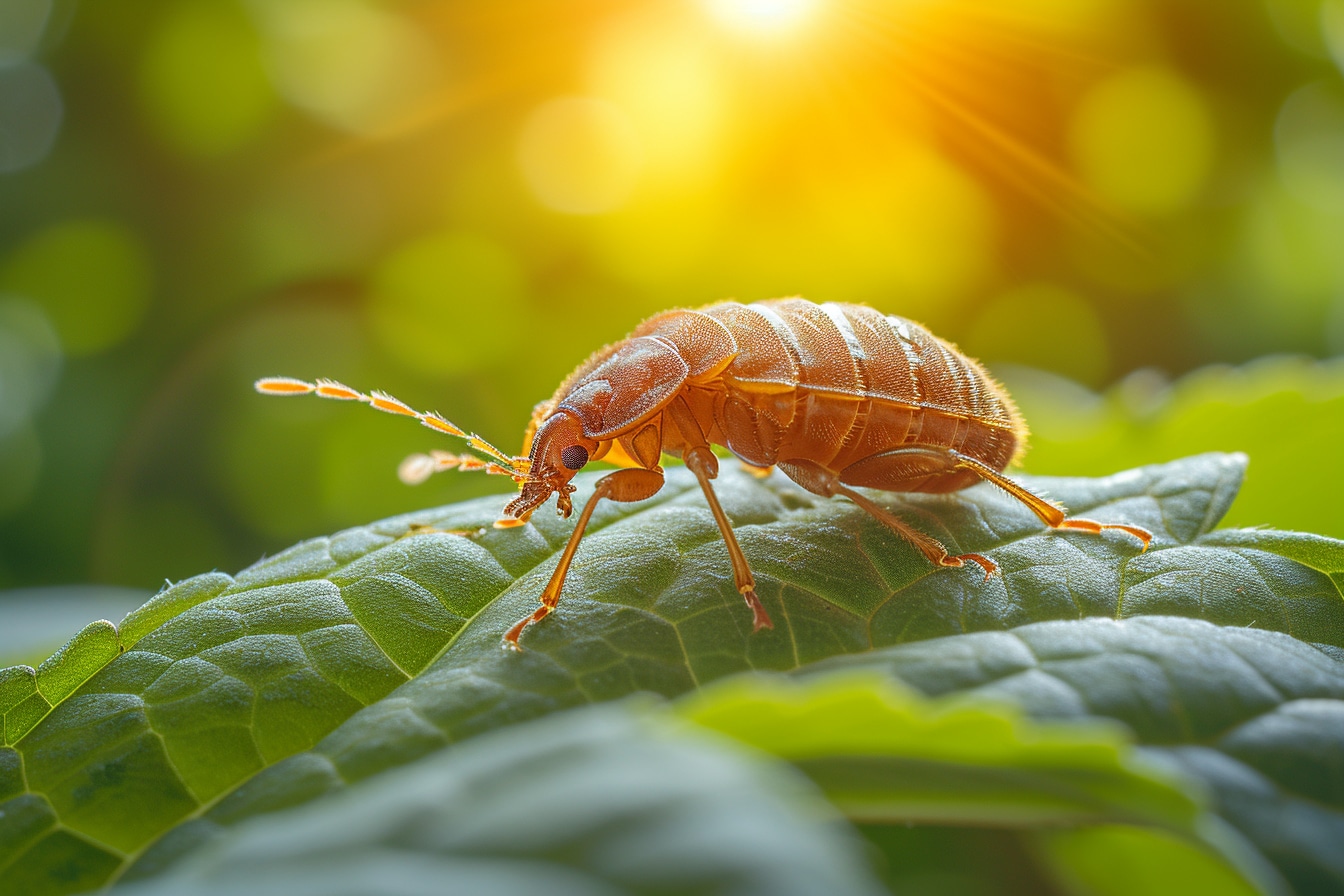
[107,657,1295,896]
[802,616,1344,895]
[93,702,891,896]
[1,452,1341,893]
[683,663,1289,896]
[107,665,1266,896]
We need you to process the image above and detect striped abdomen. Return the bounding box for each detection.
[685,299,1025,493]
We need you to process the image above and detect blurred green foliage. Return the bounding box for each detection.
[1,0,1343,590]
[1010,357,1344,538]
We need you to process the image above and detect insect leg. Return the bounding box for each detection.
[778,458,997,580]
[941,450,1153,548]
[503,467,664,650]
[667,399,773,631]
[840,446,1152,549]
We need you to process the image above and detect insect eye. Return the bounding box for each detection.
[559,445,589,471]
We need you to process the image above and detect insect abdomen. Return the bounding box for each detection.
[699,299,1024,490]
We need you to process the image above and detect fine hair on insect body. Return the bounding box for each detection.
[257,298,1152,649]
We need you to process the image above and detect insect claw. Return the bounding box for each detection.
[744,590,773,631]
[951,553,997,581]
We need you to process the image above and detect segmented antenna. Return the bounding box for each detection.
[255,377,529,484]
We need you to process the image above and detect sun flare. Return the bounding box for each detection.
[704,0,816,37]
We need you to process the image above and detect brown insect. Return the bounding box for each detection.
[257,298,1151,649]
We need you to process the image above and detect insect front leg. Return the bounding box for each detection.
[503,466,664,650]
[667,398,773,632]
[777,457,999,580]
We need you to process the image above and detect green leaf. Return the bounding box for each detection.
[680,673,1202,830]
[105,701,888,896]
[801,615,1344,894]
[1036,826,1261,896]
[680,668,1286,895]
[1,452,1341,893]
[110,664,1286,896]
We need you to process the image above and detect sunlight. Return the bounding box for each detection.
[704,0,816,37]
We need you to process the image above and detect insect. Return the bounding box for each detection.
[257,298,1151,649]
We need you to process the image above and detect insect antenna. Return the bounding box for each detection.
[254,377,529,484]
[397,450,525,485]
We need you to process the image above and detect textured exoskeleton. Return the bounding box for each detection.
[257,298,1151,649]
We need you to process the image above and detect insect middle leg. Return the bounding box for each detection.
[503,466,664,650]
[668,398,773,631]
[777,458,998,579]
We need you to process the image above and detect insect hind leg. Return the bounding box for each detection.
[937,449,1152,548]
[777,458,997,581]
[838,446,1152,550]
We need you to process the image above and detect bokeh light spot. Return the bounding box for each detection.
[1239,181,1343,328]
[0,0,51,64]
[1,219,152,356]
[705,0,815,37]
[138,0,276,157]
[367,232,527,376]
[1070,66,1215,216]
[1275,81,1344,213]
[964,284,1110,387]
[251,0,439,135]
[0,63,63,173]
[0,297,61,440]
[1265,0,1332,57]
[587,11,722,181]
[1321,0,1344,70]
[518,97,642,215]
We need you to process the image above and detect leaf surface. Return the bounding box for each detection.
[0,453,1341,893]
[110,658,1292,896]
[802,615,1344,894]
[93,702,891,896]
